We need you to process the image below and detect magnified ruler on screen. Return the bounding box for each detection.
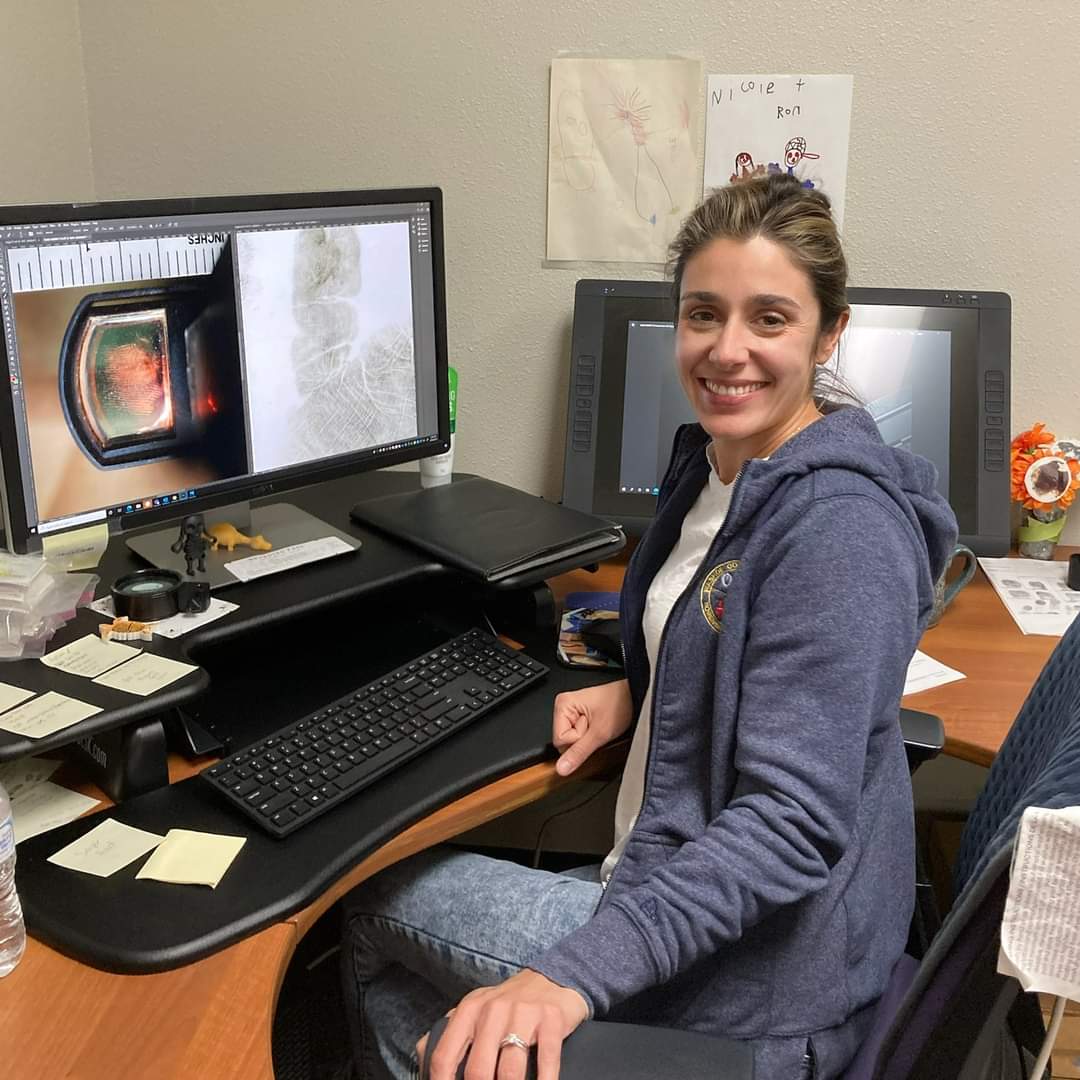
[6,233,227,293]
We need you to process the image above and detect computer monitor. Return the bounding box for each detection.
[562,280,1011,555]
[0,187,449,563]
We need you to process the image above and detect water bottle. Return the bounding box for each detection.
[0,781,26,976]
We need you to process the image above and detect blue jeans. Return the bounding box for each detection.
[340,847,604,1080]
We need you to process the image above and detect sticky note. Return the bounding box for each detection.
[0,682,35,714]
[41,522,109,571]
[48,818,165,877]
[0,691,102,739]
[12,782,100,844]
[41,634,140,678]
[136,828,246,888]
[92,653,198,696]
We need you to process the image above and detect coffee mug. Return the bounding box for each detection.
[927,544,977,627]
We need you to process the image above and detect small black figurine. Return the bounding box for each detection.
[171,514,211,576]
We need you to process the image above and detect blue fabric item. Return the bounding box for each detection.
[954,611,1080,895]
[530,407,958,1080]
[564,591,622,612]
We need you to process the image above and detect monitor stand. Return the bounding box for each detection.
[124,502,360,589]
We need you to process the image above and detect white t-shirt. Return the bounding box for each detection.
[601,449,735,883]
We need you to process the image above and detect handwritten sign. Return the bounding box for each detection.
[703,75,854,228]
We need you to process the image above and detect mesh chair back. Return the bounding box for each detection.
[955,614,1080,893]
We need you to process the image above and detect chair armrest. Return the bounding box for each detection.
[420,1016,754,1079]
[900,708,944,775]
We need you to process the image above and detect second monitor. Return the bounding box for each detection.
[562,279,1011,555]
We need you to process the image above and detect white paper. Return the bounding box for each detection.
[40,634,140,677]
[0,682,35,714]
[47,818,165,878]
[0,756,61,801]
[978,557,1080,637]
[704,75,853,229]
[547,57,702,263]
[0,691,102,738]
[12,781,100,844]
[904,650,966,696]
[90,595,239,639]
[222,536,354,582]
[92,653,198,696]
[997,806,1080,997]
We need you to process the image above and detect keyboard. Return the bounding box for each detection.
[202,628,549,838]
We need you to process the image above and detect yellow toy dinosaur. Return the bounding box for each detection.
[206,522,273,553]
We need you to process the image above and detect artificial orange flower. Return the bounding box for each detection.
[1011,436,1080,511]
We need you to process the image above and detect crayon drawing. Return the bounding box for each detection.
[548,58,701,263]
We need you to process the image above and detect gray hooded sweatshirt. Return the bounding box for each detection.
[532,407,958,1078]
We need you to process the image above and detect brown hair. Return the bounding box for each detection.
[669,173,848,335]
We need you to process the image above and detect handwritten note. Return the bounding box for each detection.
[12,782,100,844]
[0,756,61,800]
[0,691,102,739]
[48,818,165,877]
[0,682,35,714]
[92,653,198,696]
[40,634,140,678]
[703,74,854,228]
[136,828,246,888]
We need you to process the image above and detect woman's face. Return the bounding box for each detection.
[675,234,845,472]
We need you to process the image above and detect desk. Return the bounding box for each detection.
[0,552,1067,1078]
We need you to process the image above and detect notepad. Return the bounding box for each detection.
[48,818,165,877]
[0,691,102,738]
[41,634,140,678]
[92,653,198,696]
[135,828,246,888]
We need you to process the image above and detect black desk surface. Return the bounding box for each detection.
[12,471,615,973]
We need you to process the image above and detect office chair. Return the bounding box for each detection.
[423,614,1080,1079]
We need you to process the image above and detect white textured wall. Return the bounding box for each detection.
[0,0,93,202]
[9,1,1080,539]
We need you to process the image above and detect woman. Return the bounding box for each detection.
[341,173,956,1080]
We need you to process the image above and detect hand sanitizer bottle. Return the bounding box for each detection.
[420,366,457,488]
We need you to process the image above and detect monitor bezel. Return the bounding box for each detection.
[561,279,1012,555]
[0,186,451,553]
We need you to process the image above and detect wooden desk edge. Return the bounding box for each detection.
[3,747,626,1080]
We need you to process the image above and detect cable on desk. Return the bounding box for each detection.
[531,776,617,869]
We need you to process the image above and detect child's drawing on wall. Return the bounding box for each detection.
[547,57,701,263]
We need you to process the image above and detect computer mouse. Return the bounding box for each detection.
[579,617,624,665]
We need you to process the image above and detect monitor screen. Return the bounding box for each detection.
[0,188,449,552]
[562,280,1011,554]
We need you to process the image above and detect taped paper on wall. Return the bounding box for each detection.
[703,75,853,229]
[547,57,702,264]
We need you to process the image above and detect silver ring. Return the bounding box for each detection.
[498,1032,530,1052]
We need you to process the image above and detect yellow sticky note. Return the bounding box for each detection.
[135,828,246,888]
[41,522,109,571]
[41,634,140,678]
[0,691,101,739]
[48,818,165,877]
[92,653,198,696]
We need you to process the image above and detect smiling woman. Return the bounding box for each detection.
[340,174,959,1080]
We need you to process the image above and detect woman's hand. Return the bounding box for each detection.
[417,969,589,1080]
[552,679,633,776]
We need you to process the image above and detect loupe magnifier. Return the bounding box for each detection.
[110,569,211,622]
